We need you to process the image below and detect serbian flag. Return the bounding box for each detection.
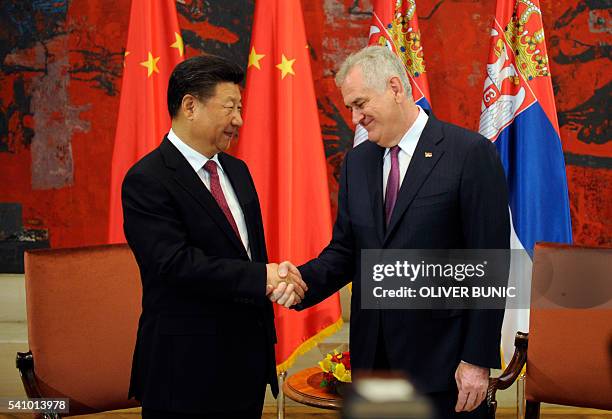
[232,0,343,371]
[108,0,184,243]
[478,0,572,364]
[355,0,432,146]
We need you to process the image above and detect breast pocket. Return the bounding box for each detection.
[411,191,452,209]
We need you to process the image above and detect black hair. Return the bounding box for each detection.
[167,54,244,118]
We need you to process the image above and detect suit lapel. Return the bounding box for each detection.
[160,139,247,256]
[365,143,386,244]
[219,153,262,260]
[384,115,445,245]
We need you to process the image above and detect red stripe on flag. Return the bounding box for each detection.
[108,0,183,243]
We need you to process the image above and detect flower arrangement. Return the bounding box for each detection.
[318,350,351,393]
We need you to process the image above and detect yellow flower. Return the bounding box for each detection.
[332,363,352,383]
[319,354,333,372]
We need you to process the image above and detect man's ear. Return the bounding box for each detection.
[388,76,405,102]
[181,94,197,120]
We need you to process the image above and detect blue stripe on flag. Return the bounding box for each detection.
[416,97,431,111]
[494,102,572,256]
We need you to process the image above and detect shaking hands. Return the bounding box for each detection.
[265,261,306,308]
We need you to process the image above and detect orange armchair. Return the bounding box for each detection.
[16,244,142,417]
[487,243,612,418]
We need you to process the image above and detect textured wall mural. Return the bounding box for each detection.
[0,0,609,255]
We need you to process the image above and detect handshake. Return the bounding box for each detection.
[265,261,306,308]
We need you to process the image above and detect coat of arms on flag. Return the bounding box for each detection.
[368,0,430,106]
[479,0,553,141]
[354,0,431,146]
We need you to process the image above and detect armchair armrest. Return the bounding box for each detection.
[486,332,529,418]
[16,351,62,419]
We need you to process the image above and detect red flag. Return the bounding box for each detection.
[108,0,184,243]
[355,0,432,145]
[233,0,343,371]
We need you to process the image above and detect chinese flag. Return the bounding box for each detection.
[108,0,184,243]
[232,0,343,371]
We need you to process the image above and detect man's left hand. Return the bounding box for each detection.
[265,262,307,308]
[454,361,489,412]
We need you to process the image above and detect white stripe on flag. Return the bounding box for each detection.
[353,124,369,147]
[501,207,531,367]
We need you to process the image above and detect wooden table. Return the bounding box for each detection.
[282,366,342,410]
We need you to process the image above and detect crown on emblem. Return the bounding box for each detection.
[387,0,426,78]
[504,0,551,80]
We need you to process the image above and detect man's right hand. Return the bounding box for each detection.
[266,263,307,308]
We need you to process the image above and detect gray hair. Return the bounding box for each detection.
[335,46,412,98]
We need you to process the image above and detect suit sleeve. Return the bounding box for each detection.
[295,155,356,309]
[122,170,267,304]
[459,136,510,368]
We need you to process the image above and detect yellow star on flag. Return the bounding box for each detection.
[140,52,160,77]
[123,51,130,67]
[276,54,295,79]
[171,32,184,57]
[248,47,265,70]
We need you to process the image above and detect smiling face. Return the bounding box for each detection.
[190,82,243,157]
[341,66,407,148]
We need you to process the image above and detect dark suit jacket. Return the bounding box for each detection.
[122,138,278,413]
[297,112,510,393]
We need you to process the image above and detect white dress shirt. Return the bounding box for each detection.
[382,106,429,199]
[167,129,251,259]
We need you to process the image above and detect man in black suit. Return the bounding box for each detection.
[276,46,510,418]
[122,55,306,418]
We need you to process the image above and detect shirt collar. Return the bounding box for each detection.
[384,105,429,158]
[167,128,223,173]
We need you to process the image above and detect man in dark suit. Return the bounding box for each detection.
[122,55,306,418]
[276,46,510,418]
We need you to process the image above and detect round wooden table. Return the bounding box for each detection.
[282,366,342,410]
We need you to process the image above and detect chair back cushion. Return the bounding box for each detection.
[24,244,141,415]
[526,243,612,410]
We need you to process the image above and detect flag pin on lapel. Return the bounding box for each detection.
[425,152,433,158]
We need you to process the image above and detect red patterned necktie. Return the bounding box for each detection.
[203,160,240,239]
[384,146,400,226]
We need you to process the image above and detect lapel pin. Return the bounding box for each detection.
[425,152,433,158]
